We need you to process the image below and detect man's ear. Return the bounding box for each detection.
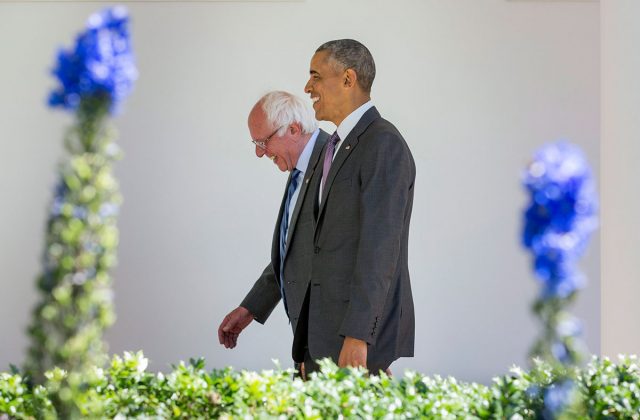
[344,68,357,89]
[289,122,301,137]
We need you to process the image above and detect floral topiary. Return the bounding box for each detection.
[522,141,598,418]
[23,6,137,418]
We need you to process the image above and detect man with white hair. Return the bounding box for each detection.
[217,91,328,376]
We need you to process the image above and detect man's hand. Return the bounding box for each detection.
[338,336,368,369]
[218,306,254,349]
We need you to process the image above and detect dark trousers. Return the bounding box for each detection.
[293,347,321,380]
[292,286,314,379]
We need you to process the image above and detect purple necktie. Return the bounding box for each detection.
[321,131,340,193]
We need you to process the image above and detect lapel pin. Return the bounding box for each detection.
[345,145,351,150]
[306,178,310,184]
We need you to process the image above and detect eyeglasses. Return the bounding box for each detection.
[252,125,286,150]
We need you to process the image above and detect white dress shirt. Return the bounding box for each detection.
[334,100,374,160]
[287,128,320,229]
[319,101,374,200]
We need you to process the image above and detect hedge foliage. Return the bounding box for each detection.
[1,352,639,419]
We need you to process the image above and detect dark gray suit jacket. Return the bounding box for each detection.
[240,130,329,329]
[305,107,416,370]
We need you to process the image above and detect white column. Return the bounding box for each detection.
[601,0,640,357]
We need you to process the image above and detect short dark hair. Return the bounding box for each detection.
[316,39,376,93]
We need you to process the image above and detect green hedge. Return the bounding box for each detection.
[1,352,638,419]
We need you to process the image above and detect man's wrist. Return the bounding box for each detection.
[344,336,367,346]
[238,306,256,319]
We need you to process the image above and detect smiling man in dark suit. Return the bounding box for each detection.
[299,39,416,375]
[217,91,328,361]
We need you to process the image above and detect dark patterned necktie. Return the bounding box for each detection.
[278,168,301,316]
[321,131,340,194]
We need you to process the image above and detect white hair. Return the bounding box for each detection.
[259,91,318,135]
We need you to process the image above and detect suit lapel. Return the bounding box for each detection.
[284,130,328,248]
[271,171,292,271]
[319,134,358,208]
[316,107,381,224]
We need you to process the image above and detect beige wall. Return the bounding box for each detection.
[0,0,599,383]
[601,0,640,357]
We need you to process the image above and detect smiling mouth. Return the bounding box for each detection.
[311,96,319,104]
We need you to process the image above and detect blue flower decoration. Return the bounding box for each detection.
[543,380,575,418]
[522,142,598,298]
[48,6,137,113]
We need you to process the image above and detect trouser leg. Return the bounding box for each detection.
[303,347,321,378]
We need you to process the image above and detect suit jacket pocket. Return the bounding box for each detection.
[321,275,352,304]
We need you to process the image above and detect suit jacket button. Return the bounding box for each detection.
[314,246,320,254]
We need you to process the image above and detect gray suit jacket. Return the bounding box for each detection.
[305,107,416,370]
[240,130,329,328]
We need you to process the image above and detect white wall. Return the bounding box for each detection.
[0,0,599,384]
[601,0,640,357]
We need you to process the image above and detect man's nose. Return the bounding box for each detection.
[255,145,266,157]
[304,79,311,94]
